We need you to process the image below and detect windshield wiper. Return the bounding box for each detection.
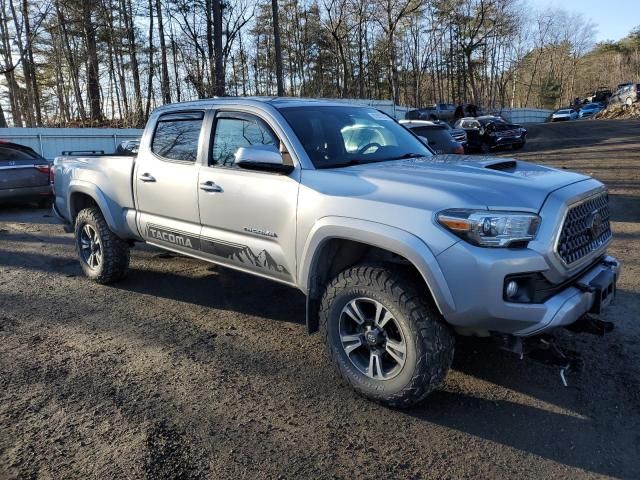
[320,153,427,169]
[320,158,388,169]
[386,153,427,161]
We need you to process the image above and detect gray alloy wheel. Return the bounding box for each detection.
[79,223,103,270]
[320,264,455,407]
[74,207,130,284]
[339,297,407,380]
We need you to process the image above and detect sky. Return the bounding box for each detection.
[529,0,638,42]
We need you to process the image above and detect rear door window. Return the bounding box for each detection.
[151,111,204,162]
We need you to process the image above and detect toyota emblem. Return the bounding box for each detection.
[587,210,603,239]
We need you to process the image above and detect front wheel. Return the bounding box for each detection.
[319,265,454,407]
[74,207,130,284]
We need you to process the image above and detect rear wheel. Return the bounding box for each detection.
[74,207,130,284]
[319,265,454,407]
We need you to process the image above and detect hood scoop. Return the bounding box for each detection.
[484,160,517,171]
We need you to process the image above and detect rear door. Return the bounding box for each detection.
[197,110,299,284]
[135,111,204,254]
[0,144,49,191]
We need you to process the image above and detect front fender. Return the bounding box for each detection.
[299,216,456,318]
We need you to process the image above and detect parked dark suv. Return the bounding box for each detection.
[400,120,464,154]
[454,116,527,152]
[0,141,52,206]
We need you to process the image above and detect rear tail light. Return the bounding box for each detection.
[35,165,50,174]
[49,165,56,195]
[453,145,464,154]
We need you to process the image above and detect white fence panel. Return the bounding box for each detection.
[0,128,144,159]
[317,98,408,119]
[483,108,553,124]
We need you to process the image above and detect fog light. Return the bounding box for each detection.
[505,280,519,299]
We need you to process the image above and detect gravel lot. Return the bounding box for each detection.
[1,119,639,479]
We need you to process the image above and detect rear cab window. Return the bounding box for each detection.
[151,111,204,162]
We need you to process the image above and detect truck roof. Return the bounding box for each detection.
[153,96,373,114]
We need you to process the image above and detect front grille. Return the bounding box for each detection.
[556,192,611,265]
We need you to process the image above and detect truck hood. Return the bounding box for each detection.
[330,155,590,212]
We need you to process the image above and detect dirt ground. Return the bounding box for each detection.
[1,119,639,479]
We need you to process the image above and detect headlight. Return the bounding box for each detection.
[437,209,541,247]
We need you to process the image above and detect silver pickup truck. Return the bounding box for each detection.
[53,98,620,407]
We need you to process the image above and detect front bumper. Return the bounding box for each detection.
[435,239,620,337]
[491,136,525,147]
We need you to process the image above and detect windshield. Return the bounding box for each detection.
[556,110,571,114]
[278,106,432,168]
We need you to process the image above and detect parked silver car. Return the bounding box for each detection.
[609,83,639,106]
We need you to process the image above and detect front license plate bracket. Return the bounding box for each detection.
[586,269,616,315]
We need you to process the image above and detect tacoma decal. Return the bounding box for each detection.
[146,225,201,250]
[144,224,288,275]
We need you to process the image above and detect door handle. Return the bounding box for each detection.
[200,181,223,193]
[139,173,156,182]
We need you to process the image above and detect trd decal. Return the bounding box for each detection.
[146,224,201,250]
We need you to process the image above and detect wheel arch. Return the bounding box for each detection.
[300,217,456,333]
[67,181,132,238]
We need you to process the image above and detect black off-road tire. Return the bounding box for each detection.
[74,207,130,284]
[319,264,455,408]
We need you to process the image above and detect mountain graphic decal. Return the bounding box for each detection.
[229,246,289,275]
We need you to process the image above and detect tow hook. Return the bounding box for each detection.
[493,334,582,387]
[565,314,614,336]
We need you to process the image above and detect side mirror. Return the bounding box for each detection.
[234,145,294,174]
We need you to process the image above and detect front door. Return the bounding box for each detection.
[135,111,204,254]
[197,111,299,284]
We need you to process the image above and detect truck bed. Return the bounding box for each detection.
[53,154,137,235]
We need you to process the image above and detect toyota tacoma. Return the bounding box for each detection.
[52,98,620,407]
